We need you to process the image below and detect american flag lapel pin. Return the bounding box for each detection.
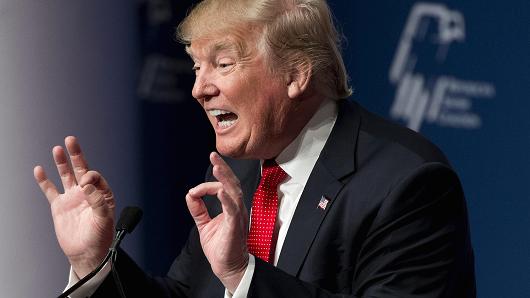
[317,196,330,210]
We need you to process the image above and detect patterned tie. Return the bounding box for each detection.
[247,160,288,263]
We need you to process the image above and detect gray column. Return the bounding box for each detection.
[0,1,141,296]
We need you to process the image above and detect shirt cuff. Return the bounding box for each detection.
[224,254,255,298]
[64,262,111,298]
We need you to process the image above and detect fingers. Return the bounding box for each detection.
[37,137,115,214]
[65,136,89,183]
[34,165,59,204]
[209,153,245,216]
[189,181,223,197]
[79,171,115,209]
[186,182,223,228]
[79,171,111,193]
[53,146,77,190]
[82,184,111,217]
[216,188,239,217]
[210,152,243,203]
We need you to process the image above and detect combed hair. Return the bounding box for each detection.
[177,0,352,100]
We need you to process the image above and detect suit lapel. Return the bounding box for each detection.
[240,160,261,213]
[276,100,361,276]
[275,161,345,276]
[223,157,261,213]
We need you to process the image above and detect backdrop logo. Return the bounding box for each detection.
[389,2,496,131]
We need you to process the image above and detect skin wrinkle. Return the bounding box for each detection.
[186,36,255,66]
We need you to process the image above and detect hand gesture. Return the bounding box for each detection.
[34,136,115,278]
[186,152,249,293]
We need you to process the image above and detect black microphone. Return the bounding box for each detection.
[116,207,143,233]
[110,207,143,252]
[58,206,143,298]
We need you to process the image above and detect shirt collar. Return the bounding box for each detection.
[273,99,338,183]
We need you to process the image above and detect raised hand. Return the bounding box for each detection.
[34,136,115,278]
[186,152,249,293]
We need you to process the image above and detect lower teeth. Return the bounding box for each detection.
[219,120,236,128]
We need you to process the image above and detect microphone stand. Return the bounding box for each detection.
[57,243,114,298]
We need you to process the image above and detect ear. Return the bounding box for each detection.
[287,59,312,99]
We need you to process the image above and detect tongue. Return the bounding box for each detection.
[218,113,237,122]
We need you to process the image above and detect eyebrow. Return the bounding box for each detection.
[211,40,239,54]
[186,39,241,60]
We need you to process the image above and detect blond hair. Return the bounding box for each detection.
[177,0,352,99]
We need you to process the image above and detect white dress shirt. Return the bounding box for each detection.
[65,99,338,298]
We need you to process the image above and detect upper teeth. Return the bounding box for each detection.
[208,109,232,116]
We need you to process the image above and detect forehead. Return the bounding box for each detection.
[187,36,242,58]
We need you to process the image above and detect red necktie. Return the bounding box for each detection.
[247,160,287,263]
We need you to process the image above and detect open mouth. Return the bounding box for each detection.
[208,109,238,129]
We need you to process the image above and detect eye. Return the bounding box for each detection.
[192,65,200,73]
[217,58,235,72]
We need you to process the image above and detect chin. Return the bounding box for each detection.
[215,140,248,159]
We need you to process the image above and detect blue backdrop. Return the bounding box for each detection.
[331,1,530,296]
[138,1,530,297]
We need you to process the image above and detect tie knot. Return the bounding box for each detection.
[261,160,288,187]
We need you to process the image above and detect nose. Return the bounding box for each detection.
[192,69,220,101]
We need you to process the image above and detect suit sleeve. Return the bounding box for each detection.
[247,163,475,298]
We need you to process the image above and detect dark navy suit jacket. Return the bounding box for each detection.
[93,100,476,297]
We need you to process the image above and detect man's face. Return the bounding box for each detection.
[188,33,294,159]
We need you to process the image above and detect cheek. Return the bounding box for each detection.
[249,102,282,137]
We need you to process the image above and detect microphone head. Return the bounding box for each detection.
[116,206,143,233]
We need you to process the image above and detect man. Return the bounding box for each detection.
[34,0,475,297]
